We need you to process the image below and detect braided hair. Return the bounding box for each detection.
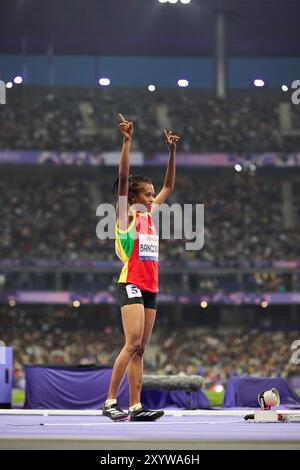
[112,175,152,205]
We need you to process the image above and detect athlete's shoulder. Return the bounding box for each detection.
[116,209,137,234]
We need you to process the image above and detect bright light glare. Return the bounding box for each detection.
[99,78,111,86]
[6,82,13,89]
[281,85,288,92]
[254,79,265,87]
[148,84,156,92]
[178,79,189,88]
[234,164,242,172]
[14,76,23,84]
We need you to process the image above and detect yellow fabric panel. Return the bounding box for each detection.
[118,262,129,283]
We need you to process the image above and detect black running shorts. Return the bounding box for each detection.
[116,283,157,310]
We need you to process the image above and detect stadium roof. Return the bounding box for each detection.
[1,0,300,57]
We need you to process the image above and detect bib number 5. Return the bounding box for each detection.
[126,284,142,298]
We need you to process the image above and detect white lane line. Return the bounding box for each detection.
[39,419,243,426]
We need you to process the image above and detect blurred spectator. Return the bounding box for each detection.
[1,87,300,153]
[1,172,300,265]
[0,306,298,390]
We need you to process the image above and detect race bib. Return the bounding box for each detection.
[126,284,142,298]
[139,234,159,261]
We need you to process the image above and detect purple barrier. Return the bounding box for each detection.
[24,365,129,410]
[148,152,300,167]
[141,388,209,410]
[2,290,300,305]
[0,150,143,166]
[1,150,300,167]
[24,365,209,410]
[223,377,300,408]
[0,347,13,407]
[0,258,298,269]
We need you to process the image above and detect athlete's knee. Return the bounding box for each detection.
[136,345,145,357]
[125,341,141,356]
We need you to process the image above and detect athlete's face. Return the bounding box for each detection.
[134,183,155,212]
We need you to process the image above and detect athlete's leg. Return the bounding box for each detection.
[106,303,145,400]
[127,308,156,407]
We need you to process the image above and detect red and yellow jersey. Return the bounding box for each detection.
[115,210,159,293]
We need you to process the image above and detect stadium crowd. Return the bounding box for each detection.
[1,171,300,265]
[0,306,298,391]
[1,87,300,153]
[1,87,300,398]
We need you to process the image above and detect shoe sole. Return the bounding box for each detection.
[130,413,164,422]
[102,413,130,422]
[113,416,130,422]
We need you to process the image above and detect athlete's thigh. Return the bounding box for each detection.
[121,303,145,344]
[141,308,156,347]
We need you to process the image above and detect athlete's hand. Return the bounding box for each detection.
[119,113,133,141]
[164,130,180,150]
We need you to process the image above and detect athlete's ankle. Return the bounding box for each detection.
[105,398,117,407]
[129,402,142,412]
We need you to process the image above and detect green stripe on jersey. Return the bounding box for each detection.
[117,223,136,258]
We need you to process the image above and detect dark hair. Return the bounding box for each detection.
[112,175,152,205]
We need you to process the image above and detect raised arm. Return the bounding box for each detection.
[153,130,180,208]
[117,113,133,230]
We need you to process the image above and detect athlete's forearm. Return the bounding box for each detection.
[119,138,131,177]
[163,148,176,190]
[118,114,133,189]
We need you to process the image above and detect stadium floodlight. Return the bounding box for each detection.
[281,85,288,92]
[6,82,13,88]
[13,76,23,84]
[99,78,111,86]
[178,79,189,87]
[148,84,156,92]
[254,79,265,87]
[234,164,242,172]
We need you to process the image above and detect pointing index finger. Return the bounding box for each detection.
[118,113,127,122]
